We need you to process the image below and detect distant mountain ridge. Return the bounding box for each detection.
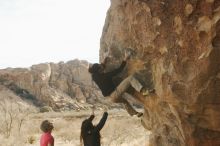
[0,59,106,111]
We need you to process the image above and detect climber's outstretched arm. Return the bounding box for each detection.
[94,112,108,132]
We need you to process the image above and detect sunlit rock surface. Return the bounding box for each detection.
[100,0,220,145]
[0,59,103,111]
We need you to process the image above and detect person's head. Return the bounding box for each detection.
[88,63,104,74]
[40,120,54,133]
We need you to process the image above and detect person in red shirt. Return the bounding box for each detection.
[40,120,54,146]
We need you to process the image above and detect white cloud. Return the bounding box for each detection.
[0,0,110,68]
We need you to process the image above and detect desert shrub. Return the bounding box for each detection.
[39,106,53,113]
[0,99,32,138]
[27,135,36,144]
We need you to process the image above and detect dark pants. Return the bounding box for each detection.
[109,75,144,116]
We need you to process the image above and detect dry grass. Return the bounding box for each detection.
[0,109,150,146]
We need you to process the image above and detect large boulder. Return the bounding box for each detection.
[100,0,220,145]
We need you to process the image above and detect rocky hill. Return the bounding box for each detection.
[100,0,220,146]
[0,59,105,111]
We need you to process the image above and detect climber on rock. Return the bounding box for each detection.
[88,52,155,117]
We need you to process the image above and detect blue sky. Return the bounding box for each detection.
[0,0,110,69]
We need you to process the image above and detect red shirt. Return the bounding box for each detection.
[40,132,54,146]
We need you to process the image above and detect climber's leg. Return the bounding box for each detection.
[110,74,156,102]
[110,75,144,102]
[114,96,143,117]
[120,98,137,116]
[132,90,146,103]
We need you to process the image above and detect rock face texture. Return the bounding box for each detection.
[100,0,220,145]
[0,59,102,111]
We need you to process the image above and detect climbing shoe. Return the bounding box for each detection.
[136,112,143,117]
[149,89,155,94]
[141,88,155,96]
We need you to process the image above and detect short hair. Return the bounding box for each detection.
[40,120,54,133]
[88,63,101,73]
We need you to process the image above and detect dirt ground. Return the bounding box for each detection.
[0,109,150,146]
